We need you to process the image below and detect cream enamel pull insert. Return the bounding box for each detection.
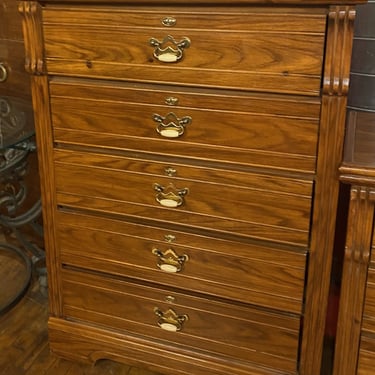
[153,183,189,207]
[154,308,188,332]
[149,35,190,63]
[153,112,192,138]
[152,248,189,273]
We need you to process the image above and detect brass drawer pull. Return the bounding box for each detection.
[153,112,192,138]
[0,63,8,83]
[162,17,177,27]
[153,183,188,208]
[164,234,176,243]
[164,167,177,177]
[165,96,179,106]
[152,248,189,273]
[149,35,190,63]
[154,307,188,332]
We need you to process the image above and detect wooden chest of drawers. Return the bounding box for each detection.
[19,1,364,374]
[334,111,375,375]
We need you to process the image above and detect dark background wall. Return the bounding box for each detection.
[348,0,375,112]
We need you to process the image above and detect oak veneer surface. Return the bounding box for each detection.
[56,210,306,313]
[50,81,320,172]
[42,7,326,95]
[19,1,363,375]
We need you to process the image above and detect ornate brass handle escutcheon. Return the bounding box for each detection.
[153,183,189,208]
[154,307,188,332]
[149,35,190,63]
[153,112,192,138]
[152,247,189,273]
[0,63,8,83]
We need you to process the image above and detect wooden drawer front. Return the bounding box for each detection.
[357,335,375,375]
[54,149,313,246]
[61,268,300,374]
[0,41,31,98]
[50,80,320,173]
[362,267,375,333]
[56,211,307,314]
[42,6,326,96]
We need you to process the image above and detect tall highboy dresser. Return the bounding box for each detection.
[19,1,364,374]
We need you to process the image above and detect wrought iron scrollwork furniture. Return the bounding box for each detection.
[0,96,43,315]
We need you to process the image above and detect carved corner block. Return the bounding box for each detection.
[18,1,45,75]
[323,6,356,96]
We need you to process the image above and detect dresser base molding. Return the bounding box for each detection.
[48,317,287,375]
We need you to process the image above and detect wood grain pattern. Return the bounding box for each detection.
[333,186,375,375]
[323,6,356,95]
[48,316,292,375]
[357,335,375,375]
[0,282,50,374]
[42,6,326,95]
[362,267,375,333]
[53,150,312,246]
[56,210,306,313]
[19,1,363,375]
[50,80,320,173]
[356,219,375,374]
[335,79,375,373]
[61,268,300,374]
[299,6,356,373]
[18,1,45,75]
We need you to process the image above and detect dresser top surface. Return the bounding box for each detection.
[24,0,367,4]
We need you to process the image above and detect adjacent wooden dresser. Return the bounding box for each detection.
[334,110,375,375]
[333,2,375,373]
[19,1,365,374]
